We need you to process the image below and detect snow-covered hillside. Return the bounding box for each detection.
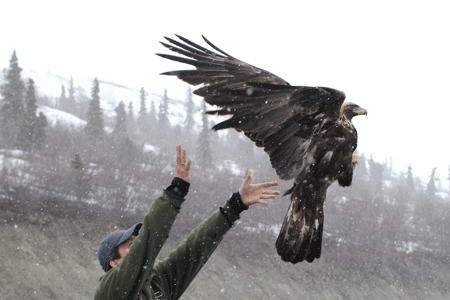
[23,68,226,133]
[37,105,86,128]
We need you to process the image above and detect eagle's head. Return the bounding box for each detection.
[341,102,367,120]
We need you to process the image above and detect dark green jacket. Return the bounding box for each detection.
[94,188,242,300]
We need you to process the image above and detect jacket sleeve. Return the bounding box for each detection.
[151,193,247,300]
[94,187,186,300]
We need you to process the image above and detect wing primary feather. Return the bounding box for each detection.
[155,53,224,68]
[174,34,217,55]
[163,36,222,58]
[201,35,235,58]
[159,42,213,61]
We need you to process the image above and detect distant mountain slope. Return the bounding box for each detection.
[37,105,86,127]
[22,68,217,131]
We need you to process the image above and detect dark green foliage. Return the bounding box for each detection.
[426,167,437,196]
[0,51,25,145]
[85,78,104,140]
[148,100,157,129]
[406,164,415,191]
[138,87,147,119]
[59,79,77,115]
[149,100,157,121]
[71,152,91,200]
[113,101,128,141]
[126,101,135,137]
[137,87,149,137]
[59,85,67,109]
[33,112,48,150]
[158,88,170,130]
[17,79,47,151]
[368,155,384,194]
[68,76,76,111]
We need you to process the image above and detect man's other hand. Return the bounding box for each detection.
[176,144,192,183]
[239,171,280,206]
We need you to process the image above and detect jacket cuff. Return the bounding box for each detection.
[220,192,248,226]
[165,177,190,198]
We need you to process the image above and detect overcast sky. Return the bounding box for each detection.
[1,0,449,185]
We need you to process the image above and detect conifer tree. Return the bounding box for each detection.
[71,152,91,200]
[196,101,213,168]
[113,101,128,141]
[17,79,47,151]
[368,155,384,194]
[137,87,148,135]
[59,85,67,110]
[148,100,157,125]
[158,89,170,130]
[67,76,76,113]
[127,101,135,135]
[406,165,415,191]
[426,167,437,196]
[85,78,104,140]
[33,112,48,150]
[0,51,25,145]
[139,87,147,119]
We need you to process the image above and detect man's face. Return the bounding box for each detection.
[110,235,136,268]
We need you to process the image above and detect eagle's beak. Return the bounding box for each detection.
[354,107,368,116]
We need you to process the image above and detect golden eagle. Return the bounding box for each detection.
[157,35,367,264]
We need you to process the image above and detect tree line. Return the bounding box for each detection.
[0,51,267,206]
[0,50,449,210]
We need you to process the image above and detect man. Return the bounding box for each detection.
[95,145,280,300]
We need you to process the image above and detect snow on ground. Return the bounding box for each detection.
[242,223,281,237]
[393,241,434,254]
[37,105,86,128]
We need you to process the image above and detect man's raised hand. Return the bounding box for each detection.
[239,171,280,206]
[176,145,192,183]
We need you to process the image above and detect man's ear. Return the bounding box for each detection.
[110,259,119,268]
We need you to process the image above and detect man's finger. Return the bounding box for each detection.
[263,190,280,195]
[176,145,181,165]
[261,195,277,199]
[244,171,252,184]
[182,148,186,164]
[186,157,192,170]
[258,199,269,205]
[258,182,279,189]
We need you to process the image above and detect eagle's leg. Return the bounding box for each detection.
[351,148,359,168]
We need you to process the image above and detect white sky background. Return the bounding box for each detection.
[1,0,449,185]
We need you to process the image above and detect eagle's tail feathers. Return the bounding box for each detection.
[276,183,324,264]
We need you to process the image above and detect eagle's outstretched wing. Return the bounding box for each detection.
[157,35,346,183]
[158,35,366,264]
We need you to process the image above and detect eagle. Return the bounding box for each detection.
[157,35,367,264]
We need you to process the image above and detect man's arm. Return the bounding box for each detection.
[94,145,192,300]
[152,171,279,300]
